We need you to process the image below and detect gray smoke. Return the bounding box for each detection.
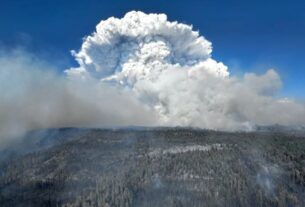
[0,49,156,148]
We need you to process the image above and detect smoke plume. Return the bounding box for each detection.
[1,11,305,146]
[67,11,305,130]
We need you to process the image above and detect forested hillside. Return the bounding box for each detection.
[0,128,305,207]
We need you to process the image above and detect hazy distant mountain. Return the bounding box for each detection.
[0,128,305,207]
[255,124,305,133]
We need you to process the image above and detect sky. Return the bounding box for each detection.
[0,0,304,98]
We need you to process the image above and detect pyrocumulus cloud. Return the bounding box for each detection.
[1,11,305,146]
[67,11,305,130]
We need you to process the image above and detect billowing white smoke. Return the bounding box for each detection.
[1,11,305,147]
[67,11,305,130]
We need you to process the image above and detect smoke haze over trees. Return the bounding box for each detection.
[0,128,305,206]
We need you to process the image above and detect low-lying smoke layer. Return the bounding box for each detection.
[1,11,305,146]
[0,50,156,147]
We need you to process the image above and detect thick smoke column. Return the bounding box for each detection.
[67,11,305,130]
[1,11,305,147]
